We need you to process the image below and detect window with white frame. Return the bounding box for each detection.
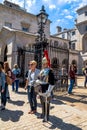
[62,33,65,39]
[71,43,75,50]
[72,31,75,36]
[85,25,87,31]
[85,11,87,16]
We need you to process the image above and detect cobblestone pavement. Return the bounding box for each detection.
[0,76,87,130]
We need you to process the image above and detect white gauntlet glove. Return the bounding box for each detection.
[34,79,42,87]
[39,85,54,97]
[47,85,54,93]
[36,79,42,85]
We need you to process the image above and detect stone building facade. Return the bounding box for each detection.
[55,5,87,74]
[0,1,70,77]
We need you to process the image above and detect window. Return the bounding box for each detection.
[21,22,30,32]
[85,11,87,16]
[64,42,67,49]
[85,25,87,31]
[71,43,75,50]
[69,42,71,49]
[5,22,12,28]
[72,31,75,36]
[54,41,58,47]
[62,33,65,39]
[22,27,29,32]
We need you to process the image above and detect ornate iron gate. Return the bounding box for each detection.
[17,47,35,86]
[47,45,69,92]
[17,44,69,91]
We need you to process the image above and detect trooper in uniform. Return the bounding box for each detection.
[36,57,55,122]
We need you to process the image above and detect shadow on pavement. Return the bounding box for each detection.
[0,109,23,122]
[8,100,25,106]
[55,93,87,105]
[51,98,66,105]
[44,115,82,130]
[17,91,27,95]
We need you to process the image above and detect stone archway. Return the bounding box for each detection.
[83,60,87,66]
[1,44,8,62]
[62,59,68,68]
[51,57,59,68]
[0,38,8,62]
[72,59,77,65]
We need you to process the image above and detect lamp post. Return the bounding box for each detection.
[35,5,48,69]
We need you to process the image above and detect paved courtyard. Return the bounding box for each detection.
[0,76,87,130]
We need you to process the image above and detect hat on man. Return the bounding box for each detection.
[42,57,48,64]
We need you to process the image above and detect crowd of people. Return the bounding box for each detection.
[0,58,87,122]
[68,63,87,95]
[0,62,20,110]
[0,58,55,122]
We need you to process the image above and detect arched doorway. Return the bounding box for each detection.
[72,59,77,66]
[62,59,68,69]
[4,45,7,62]
[83,60,87,66]
[51,57,59,68]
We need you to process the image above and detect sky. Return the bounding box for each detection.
[0,0,87,34]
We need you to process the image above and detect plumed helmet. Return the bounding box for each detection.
[42,57,48,64]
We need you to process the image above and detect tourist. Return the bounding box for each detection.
[84,64,87,88]
[0,64,6,110]
[73,64,77,87]
[68,64,75,94]
[12,64,20,92]
[4,61,11,100]
[25,60,40,114]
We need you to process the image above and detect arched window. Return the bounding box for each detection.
[51,57,59,68]
[62,59,68,65]
[72,60,77,65]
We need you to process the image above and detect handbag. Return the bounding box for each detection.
[6,76,13,85]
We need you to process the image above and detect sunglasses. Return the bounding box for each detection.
[28,64,33,66]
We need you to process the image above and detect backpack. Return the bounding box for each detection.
[16,69,21,78]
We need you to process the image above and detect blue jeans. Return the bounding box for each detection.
[6,84,10,98]
[68,79,74,94]
[12,80,19,92]
[1,83,7,106]
[84,76,87,87]
[27,86,37,111]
